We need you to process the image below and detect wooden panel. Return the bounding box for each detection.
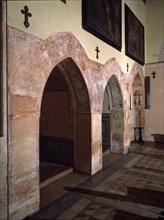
[40,136,74,166]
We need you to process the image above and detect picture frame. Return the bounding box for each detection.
[125,4,145,65]
[0,1,3,136]
[102,113,110,146]
[82,0,122,51]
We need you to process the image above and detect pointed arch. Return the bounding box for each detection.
[130,63,145,142]
[108,75,123,110]
[130,63,145,93]
[39,57,91,173]
[102,74,124,153]
[7,28,92,219]
[59,58,90,112]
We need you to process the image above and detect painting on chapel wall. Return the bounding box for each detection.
[0,1,3,137]
[82,0,122,51]
[125,4,145,65]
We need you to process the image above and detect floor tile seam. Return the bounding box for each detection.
[123,154,144,168]
[128,167,164,179]
[101,197,164,214]
[131,166,164,175]
[85,190,164,213]
[29,192,84,219]
[92,168,128,187]
[92,145,148,179]
[135,154,164,159]
[95,197,161,219]
[77,152,139,189]
[56,198,92,220]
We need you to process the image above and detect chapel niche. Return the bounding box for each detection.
[131,74,145,142]
[103,75,124,153]
[39,65,75,187]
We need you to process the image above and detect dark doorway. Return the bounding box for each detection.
[39,65,74,189]
[102,85,111,155]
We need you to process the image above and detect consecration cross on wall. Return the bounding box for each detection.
[21,5,32,28]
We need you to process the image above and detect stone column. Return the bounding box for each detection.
[74,111,102,175]
[91,112,102,175]
[8,95,40,220]
[74,112,91,174]
[110,110,124,153]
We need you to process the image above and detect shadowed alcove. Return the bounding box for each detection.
[39,58,91,207]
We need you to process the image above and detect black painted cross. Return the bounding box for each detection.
[151,71,157,79]
[60,0,66,3]
[126,63,129,72]
[95,46,100,59]
[142,0,146,4]
[21,5,32,28]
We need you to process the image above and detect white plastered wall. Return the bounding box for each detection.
[7,0,145,73]
[145,63,164,141]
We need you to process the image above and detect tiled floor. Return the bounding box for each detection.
[28,142,164,220]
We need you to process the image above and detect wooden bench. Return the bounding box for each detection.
[151,134,164,143]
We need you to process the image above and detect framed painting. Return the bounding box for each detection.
[82,0,122,51]
[102,113,110,146]
[125,4,145,65]
[0,1,3,136]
